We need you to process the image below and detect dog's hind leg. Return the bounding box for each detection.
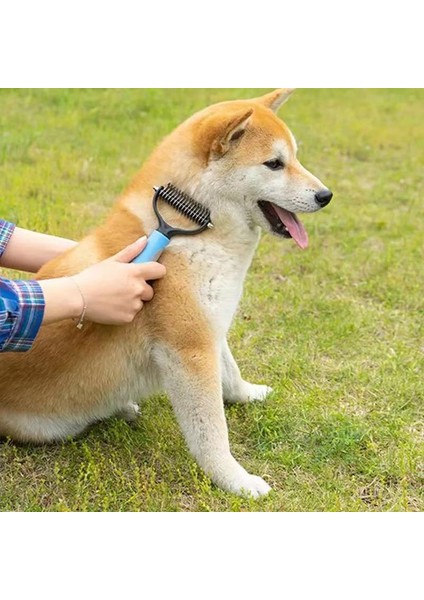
[0,409,91,443]
[154,343,271,498]
[221,339,272,404]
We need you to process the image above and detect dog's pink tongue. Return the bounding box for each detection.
[273,205,309,249]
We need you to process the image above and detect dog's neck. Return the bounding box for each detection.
[121,181,260,256]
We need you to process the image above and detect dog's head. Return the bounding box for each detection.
[187,89,332,249]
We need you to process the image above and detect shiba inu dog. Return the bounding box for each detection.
[0,89,332,497]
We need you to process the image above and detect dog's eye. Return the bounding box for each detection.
[263,159,284,171]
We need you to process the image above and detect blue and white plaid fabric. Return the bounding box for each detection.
[0,219,45,352]
[0,218,15,252]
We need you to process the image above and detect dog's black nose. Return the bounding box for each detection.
[315,189,333,207]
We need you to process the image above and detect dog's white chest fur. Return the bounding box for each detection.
[170,226,260,335]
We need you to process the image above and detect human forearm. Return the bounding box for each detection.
[0,226,77,273]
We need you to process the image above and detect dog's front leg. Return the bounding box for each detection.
[221,339,272,403]
[155,344,271,498]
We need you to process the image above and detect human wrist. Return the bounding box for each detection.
[67,276,88,329]
[66,277,85,319]
[38,277,83,325]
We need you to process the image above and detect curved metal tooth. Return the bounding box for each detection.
[158,183,211,227]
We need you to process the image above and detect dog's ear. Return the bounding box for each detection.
[211,109,253,157]
[256,89,295,113]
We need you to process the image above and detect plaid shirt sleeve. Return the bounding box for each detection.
[0,219,16,256]
[0,219,45,352]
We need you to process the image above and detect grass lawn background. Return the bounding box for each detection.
[0,88,422,511]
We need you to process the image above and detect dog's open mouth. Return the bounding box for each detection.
[258,201,309,249]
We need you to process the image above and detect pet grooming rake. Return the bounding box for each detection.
[132,184,213,263]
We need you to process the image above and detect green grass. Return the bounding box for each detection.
[0,88,423,511]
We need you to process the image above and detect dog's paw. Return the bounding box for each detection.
[233,473,272,498]
[225,382,273,404]
[117,402,141,423]
[243,382,273,402]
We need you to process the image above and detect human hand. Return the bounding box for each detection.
[72,237,166,325]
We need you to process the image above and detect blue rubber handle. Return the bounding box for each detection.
[132,230,170,263]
